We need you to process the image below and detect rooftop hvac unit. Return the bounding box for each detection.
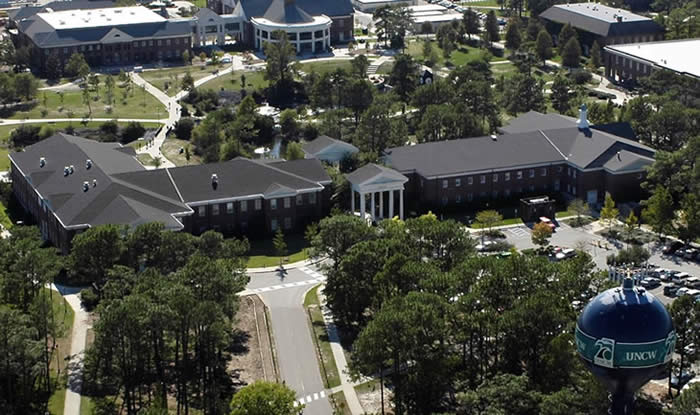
[39,157,46,168]
[82,181,89,192]
[63,166,70,176]
[86,159,92,169]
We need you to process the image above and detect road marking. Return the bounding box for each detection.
[508,227,529,238]
[293,390,330,407]
[314,392,319,400]
[320,390,326,398]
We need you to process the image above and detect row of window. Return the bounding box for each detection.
[440,180,576,204]
[270,217,293,232]
[196,194,317,217]
[51,38,188,55]
[440,166,580,189]
[255,28,330,41]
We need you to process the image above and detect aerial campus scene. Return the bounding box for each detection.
[0,0,698,413]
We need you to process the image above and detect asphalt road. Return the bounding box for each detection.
[254,267,333,415]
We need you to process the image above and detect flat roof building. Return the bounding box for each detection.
[540,3,663,53]
[604,38,700,81]
[352,0,417,13]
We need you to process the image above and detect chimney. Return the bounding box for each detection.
[577,104,590,130]
[39,157,46,168]
[211,173,218,190]
[86,159,92,170]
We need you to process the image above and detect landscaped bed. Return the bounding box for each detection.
[246,233,309,268]
[139,65,214,96]
[304,285,341,389]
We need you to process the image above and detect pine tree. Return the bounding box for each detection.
[273,228,287,269]
[505,18,522,53]
[600,192,619,230]
[561,37,581,68]
[483,11,500,47]
[590,40,602,69]
[535,30,553,64]
[557,23,576,55]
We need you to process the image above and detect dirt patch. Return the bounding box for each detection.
[357,382,394,415]
[228,295,277,388]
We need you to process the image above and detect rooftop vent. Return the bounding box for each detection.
[86,159,92,169]
[577,104,590,130]
[92,179,98,187]
[616,15,623,22]
[616,151,621,161]
[211,173,218,190]
[63,166,70,176]
[490,134,497,141]
[69,165,74,175]
[82,181,90,192]
[39,157,46,168]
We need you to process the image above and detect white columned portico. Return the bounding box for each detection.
[389,189,394,218]
[346,164,409,224]
[351,189,355,213]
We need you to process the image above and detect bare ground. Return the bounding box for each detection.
[228,295,277,387]
[357,383,394,415]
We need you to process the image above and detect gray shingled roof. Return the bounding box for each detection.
[166,157,327,203]
[262,0,313,24]
[540,3,663,37]
[385,112,655,178]
[267,158,332,184]
[9,134,189,229]
[346,163,408,186]
[238,0,353,19]
[302,135,359,156]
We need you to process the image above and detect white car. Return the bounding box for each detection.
[677,287,691,297]
[555,248,576,261]
[476,240,495,252]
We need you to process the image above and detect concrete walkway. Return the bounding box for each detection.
[317,286,365,415]
[0,117,167,125]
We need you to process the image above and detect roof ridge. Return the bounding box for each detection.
[248,158,323,187]
[538,129,568,161]
[111,173,187,209]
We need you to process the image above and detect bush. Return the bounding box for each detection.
[606,245,650,266]
[570,70,592,85]
[174,117,195,140]
[80,288,99,311]
[9,124,41,147]
[120,121,145,144]
[99,120,119,141]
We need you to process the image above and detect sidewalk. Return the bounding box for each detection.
[247,256,325,274]
[317,286,365,415]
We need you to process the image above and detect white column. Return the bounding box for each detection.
[351,189,355,213]
[399,189,404,220]
[360,192,366,219]
[379,191,383,219]
[312,31,316,53]
[371,192,376,221]
[389,189,394,218]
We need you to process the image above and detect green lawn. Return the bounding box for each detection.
[48,386,66,415]
[80,396,94,415]
[406,39,505,69]
[246,233,309,268]
[7,80,166,120]
[161,137,201,166]
[198,70,268,92]
[304,285,341,389]
[298,60,353,75]
[376,62,394,75]
[330,390,351,415]
[0,146,8,171]
[136,153,157,166]
[140,65,213,96]
[469,217,523,229]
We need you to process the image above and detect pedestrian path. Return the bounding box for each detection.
[293,390,327,407]
[367,55,392,75]
[237,269,325,296]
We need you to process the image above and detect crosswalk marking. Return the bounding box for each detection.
[313,392,319,400]
[293,389,330,407]
[245,267,326,295]
[320,390,326,398]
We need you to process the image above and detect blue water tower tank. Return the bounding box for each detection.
[576,277,675,415]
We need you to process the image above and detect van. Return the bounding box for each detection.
[133,66,143,73]
[684,277,700,288]
[672,272,691,284]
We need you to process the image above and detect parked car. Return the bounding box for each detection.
[684,343,697,355]
[539,216,556,231]
[660,269,680,282]
[684,248,698,260]
[677,287,692,297]
[672,272,692,284]
[555,248,576,261]
[684,276,700,288]
[640,277,661,289]
[671,371,696,389]
[476,240,495,252]
[664,283,680,297]
[662,241,683,255]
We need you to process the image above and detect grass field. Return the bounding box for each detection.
[246,233,309,268]
[304,285,341,389]
[6,79,166,120]
[162,137,201,166]
[406,39,505,68]
[298,60,353,75]
[136,153,157,166]
[197,70,268,92]
[140,65,214,96]
[469,217,524,229]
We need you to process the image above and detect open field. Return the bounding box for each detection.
[161,137,202,166]
[406,38,506,68]
[298,59,353,75]
[247,233,309,268]
[140,65,214,96]
[197,69,268,92]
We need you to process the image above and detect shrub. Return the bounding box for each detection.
[174,117,195,140]
[9,124,41,147]
[606,244,650,266]
[80,288,99,311]
[120,121,145,144]
[570,70,592,85]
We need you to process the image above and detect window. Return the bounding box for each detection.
[284,197,290,209]
[567,184,571,193]
[529,169,535,178]
[467,192,473,202]
[529,184,535,192]
[157,40,162,46]
[456,194,462,203]
[572,170,577,179]
[505,189,510,197]
[441,196,448,205]
[455,178,461,187]
[541,168,547,177]
[480,191,486,198]
[198,206,206,217]
[271,219,278,231]
[149,40,153,46]
[517,187,522,193]
[212,204,219,216]
[255,199,262,210]
[141,41,146,47]
[226,202,234,214]
[567,167,571,176]
[442,180,448,189]
[637,173,643,179]
[284,217,292,229]
[517,171,523,180]
[557,166,563,173]
[554,180,560,191]
[467,177,473,185]
[296,195,303,206]
[166,39,171,46]
[309,192,317,204]
[271,199,277,210]
[493,174,498,183]
[240,200,247,212]
[573,186,577,195]
[492,190,499,198]
[505,172,510,181]
[480,175,486,184]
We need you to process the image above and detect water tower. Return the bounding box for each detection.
[576,276,675,415]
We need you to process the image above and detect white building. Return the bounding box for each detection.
[352,0,417,13]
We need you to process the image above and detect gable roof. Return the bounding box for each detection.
[302,135,359,157]
[237,0,353,19]
[346,163,408,186]
[267,158,332,184]
[540,3,663,37]
[166,157,329,204]
[262,0,314,24]
[384,111,655,178]
[9,133,189,229]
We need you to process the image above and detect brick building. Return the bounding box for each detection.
[9,133,331,253]
[540,3,663,54]
[8,2,192,72]
[604,38,700,82]
[379,109,655,215]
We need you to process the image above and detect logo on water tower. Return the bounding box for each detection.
[594,338,615,368]
[664,331,676,364]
